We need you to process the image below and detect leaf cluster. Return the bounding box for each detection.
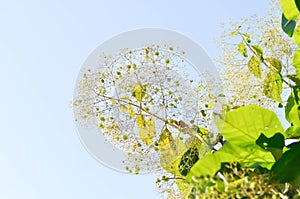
[176,1,300,198]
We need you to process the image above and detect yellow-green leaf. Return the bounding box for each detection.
[293,50,300,79]
[196,126,208,137]
[139,118,155,146]
[289,105,300,126]
[187,105,285,180]
[121,95,130,100]
[252,45,263,60]
[158,129,189,175]
[293,25,300,47]
[265,57,282,72]
[263,72,283,103]
[281,0,300,20]
[120,104,127,112]
[158,128,174,149]
[237,42,248,57]
[128,104,135,117]
[132,82,146,102]
[136,114,145,128]
[158,128,177,169]
[248,55,261,78]
[110,99,117,104]
[230,31,236,36]
[286,95,294,123]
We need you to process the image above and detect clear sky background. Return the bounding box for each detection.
[0,1,272,199]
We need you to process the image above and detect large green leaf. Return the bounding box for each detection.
[271,142,300,183]
[187,143,238,180]
[263,72,283,103]
[186,142,275,181]
[217,105,285,144]
[248,56,261,78]
[281,0,300,20]
[186,105,285,180]
[293,50,300,79]
[186,143,238,179]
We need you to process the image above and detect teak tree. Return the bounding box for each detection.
[73,0,300,198]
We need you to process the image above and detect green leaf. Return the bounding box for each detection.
[294,25,300,47]
[263,72,283,103]
[281,0,300,20]
[178,146,199,176]
[186,143,238,179]
[289,104,300,126]
[285,94,295,123]
[252,45,263,60]
[237,42,248,57]
[285,86,300,126]
[256,133,285,161]
[296,0,300,13]
[271,142,300,183]
[265,57,283,72]
[293,50,300,79]
[285,126,300,138]
[287,74,300,85]
[293,85,300,103]
[196,126,208,137]
[248,56,261,78]
[186,105,285,181]
[216,105,285,146]
[281,13,297,37]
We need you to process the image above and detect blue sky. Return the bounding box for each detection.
[0,1,271,199]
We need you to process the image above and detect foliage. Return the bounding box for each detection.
[188,163,292,199]
[73,42,219,175]
[217,1,297,109]
[73,0,300,198]
[180,0,300,198]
